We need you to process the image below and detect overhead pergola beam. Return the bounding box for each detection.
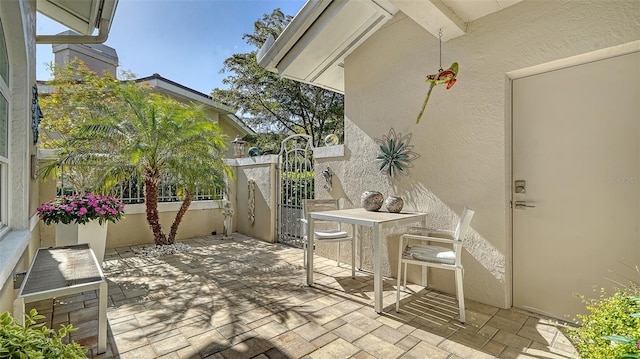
[391,0,467,41]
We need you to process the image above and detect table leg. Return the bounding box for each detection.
[306,217,315,286]
[420,217,428,286]
[373,223,382,313]
[97,282,108,354]
[350,224,355,278]
[13,297,25,325]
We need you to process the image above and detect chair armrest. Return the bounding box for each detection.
[402,233,460,245]
[408,227,455,239]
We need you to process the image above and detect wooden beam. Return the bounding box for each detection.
[392,0,467,41]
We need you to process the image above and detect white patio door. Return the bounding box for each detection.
[512,51,640,321]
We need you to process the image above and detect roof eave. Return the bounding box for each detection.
[36,0,118,43]
[256,0,399,93]
[256,0,332,72]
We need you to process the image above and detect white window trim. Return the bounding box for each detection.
[0,0,34,292]
[0,22,9,231]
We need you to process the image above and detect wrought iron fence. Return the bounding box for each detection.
[59,173,223,204]
[111,176,224,204]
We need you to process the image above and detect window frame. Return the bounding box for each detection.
[0,16,9,233]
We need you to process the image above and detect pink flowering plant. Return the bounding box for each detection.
[37,193,125,225]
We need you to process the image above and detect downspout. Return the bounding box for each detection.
[36,18,111,44]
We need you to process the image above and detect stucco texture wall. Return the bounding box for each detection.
[0,0,41,314]
[234,157,277,242]
[340,0,639,308]
[106,206,224,248]
[38,172,226,248]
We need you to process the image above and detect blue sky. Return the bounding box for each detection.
[36,0,306,95]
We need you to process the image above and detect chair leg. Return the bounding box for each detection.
[336,242,341,267]
[396,267,402,312]
[358,225,363,270]
[396,236,404,312]
[455,267,466,323]
[351,239,355,279]
[403,263,408,289]
[396,258,403,312]
[423,266,429,287]
[303,241,307,269]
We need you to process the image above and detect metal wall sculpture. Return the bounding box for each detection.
[248,179,256,225]
[375,128,419,177]
[322,167,333,190]
[32,85,44,144]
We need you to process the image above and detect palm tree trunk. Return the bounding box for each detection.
[168,192,193,244]
[144,171,168,245]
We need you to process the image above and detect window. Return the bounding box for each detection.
[0,17,8,229]
[0,18,7,85]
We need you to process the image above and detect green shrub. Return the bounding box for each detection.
[0,309,87,359]
[570,286,640,359]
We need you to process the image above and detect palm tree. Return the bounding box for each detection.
[47,79,231,245]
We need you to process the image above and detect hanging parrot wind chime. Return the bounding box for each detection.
[415,29,459,124]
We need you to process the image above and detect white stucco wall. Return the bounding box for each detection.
[233,156,278,242]
[0,0,41,313]
[338,0,639,308]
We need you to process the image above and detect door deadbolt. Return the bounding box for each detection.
[515,180,526,193]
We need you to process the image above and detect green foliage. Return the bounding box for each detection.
[281,171,314,206]
[570,287,640,359]
[38,59,138,192]
[0,309,87,359]
[213,9,344,147]
[243,133,286,155]
[38,59,232,245]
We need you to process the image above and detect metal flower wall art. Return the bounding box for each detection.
[375,128,420,177]
[416,29,459,124]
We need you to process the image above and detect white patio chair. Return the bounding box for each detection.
[301,199,356,278]
[395,207,474,323]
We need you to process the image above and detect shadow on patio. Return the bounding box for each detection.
[27,234,578,358]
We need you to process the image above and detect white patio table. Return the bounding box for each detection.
[13,244,108,354]
[307,208,427,313]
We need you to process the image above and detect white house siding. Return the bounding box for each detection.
[0,0,41,313]
[337,0,639,308]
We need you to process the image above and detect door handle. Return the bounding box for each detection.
[515,201,536,209]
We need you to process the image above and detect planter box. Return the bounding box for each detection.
[55,221,108,265]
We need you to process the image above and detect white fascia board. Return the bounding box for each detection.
[137,78,253,135]
[257,0,332,71]
[140,78,235,114]
[257,0,398,93]
[37,0,118,36]
[301,0,397,84]
[37,0,95,35]
[222,114,255,135]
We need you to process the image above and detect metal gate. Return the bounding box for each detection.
[276,134,314,247]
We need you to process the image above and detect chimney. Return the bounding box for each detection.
[52,31,119,77]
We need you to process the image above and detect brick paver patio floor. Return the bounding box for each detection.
[27,234,579,358]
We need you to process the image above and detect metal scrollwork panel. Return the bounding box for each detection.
[32,85,44,145]
[276,134,314,247]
